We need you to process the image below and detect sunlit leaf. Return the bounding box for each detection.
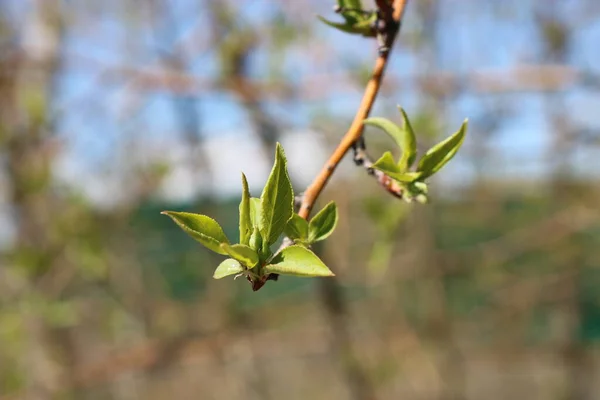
[372,151,401,173]
[308,202,338,243]
[259,143,294,248]
[220,243,259,268]
[364,108,417,172]
[285,213,309,241]
[249,227,264,255]
[239,173,252,245]
[372,152,422,183]
[161,211,229,255]
[264,246,335,277]
[213,258,244,279]
[417,120,468,179]
[249,197,261,227]
[397,107,417,170]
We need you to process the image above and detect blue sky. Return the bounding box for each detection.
[4,0,600,205]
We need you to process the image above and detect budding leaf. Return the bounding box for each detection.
[239,173,252,245]
[249,197,261,228]
[372,152,422,183]
[372,151,401,173]
[317,14,376,37]
[397,107,417,171]
[417,120,468,179]
[259,143,294,248]
[340,0,362,12]
[220,243,259,269]
[308,202,338,243]
[264,246,334,277]
[285,213,309,242]
[161,211,229,255]
[213,258,244,279]
[249,227,264,255]
[364,108,417,172]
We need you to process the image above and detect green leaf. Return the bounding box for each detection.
[220,243,259,268]
[317,16,360,34]
[161,211,229,255]
[317,12,376,37]
[397,107,417,170]
[285,213,309,241]
[417,120,468,179]
[264,246,335,277]
[340,0,362,11]
[213,258,244,279]
[336,0,363,24]
[239,173,252,245]
[308,202,338,243]
[372,151,401,173]
[364,109,417,172]
[372,152,422,183]
[259,143,294,248]
[249,197,261,227]
[249,227,263,255]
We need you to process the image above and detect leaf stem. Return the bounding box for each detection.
[298,0,409,219]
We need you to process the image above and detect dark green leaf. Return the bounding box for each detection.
[259,143,294,247]
[285,213,309,241]
[417,120,468,179]
[220,243,259,268]
[308,202,338,243]
[213,258,244,279]
[264,246,335,277]
[161,211,229,255]
[341,0,362,11]
[239,173,252,245]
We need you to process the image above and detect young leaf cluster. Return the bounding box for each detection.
[318,0,377,37]
[364,107,468,203]
[162,143,337,292]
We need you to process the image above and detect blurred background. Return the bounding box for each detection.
[1,0,600,399]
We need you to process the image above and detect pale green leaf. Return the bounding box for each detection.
[372,152,422,183]
[285,213,309,241]
[161,211,229,255]
[308,202,338,243]
[220,243,259,268]
[264,245,335,277]
[249,197,261,227]
[213,258,244,279]
[239,173,252,245]
[259,143,294,247]
[397,107,417,170]
[372,151,401,173]
[249,227,263,255]
[417,120,468,179]
[364,110,417,172]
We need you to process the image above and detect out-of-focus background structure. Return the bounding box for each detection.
[1,0,600,399]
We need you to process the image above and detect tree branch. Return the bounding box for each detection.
[298,0,408,219]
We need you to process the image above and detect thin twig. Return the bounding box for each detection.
[374,0,394,22]
[298,0,408,219]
